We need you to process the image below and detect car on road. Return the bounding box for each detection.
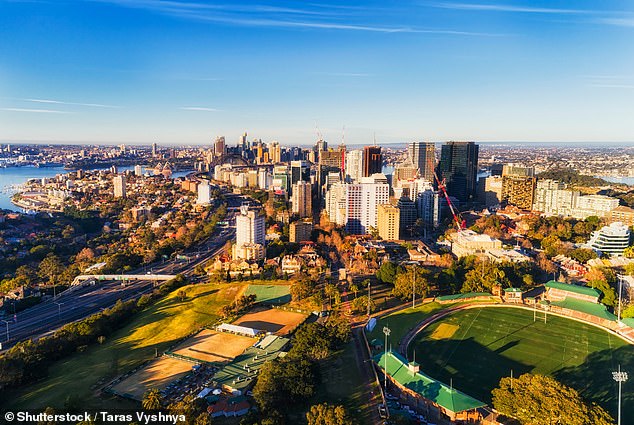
[378,404,387,419]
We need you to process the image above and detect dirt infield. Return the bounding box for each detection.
[233,307,307,336]
[111,357,192,400]
[429,323,459,340]
[171,329,255,363]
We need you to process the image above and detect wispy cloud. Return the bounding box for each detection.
[179,106,219,112]
[598,17,634,27]
[1,107,72,114]
[318,72,373,77]
[589,84,634,89]
[24,98,119,108]
[87,0,503,36]
[434,3,593,15]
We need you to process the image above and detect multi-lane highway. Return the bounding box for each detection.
[0,225,235,351]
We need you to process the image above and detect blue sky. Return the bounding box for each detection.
[1,0,634,146]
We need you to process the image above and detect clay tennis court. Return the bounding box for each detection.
[111,357,192,400]
[171,329,255,363]
[232,307,307,336]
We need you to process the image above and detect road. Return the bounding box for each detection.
[0,224,235,352]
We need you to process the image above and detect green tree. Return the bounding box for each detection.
[142,388,163,411]
[491,373,613,425]
[391,266,429,301]
[588,280,617,307]
[375,261,403,284]
[38,253,65,286]
[306,403,354,425]
[351,295,376,314]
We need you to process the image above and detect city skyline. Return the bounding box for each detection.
[2,0,634,145]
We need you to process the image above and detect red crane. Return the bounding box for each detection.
[433,171,465,230]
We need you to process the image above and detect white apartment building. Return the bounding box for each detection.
[585,222,631,257]
[574,195,620,219]
[345,174,389,235]
[234,205,265,260]
[197,180,211,205]
[325,182,347,226]
[113,175,126,199]
[291,181,312,218]
[345,150,363,183]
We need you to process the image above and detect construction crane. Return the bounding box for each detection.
[433,171,465,231]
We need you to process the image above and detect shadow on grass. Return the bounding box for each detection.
[554,345,634,423]
[409,337,532,403]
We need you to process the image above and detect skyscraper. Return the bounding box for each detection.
[291,181,312,218]
[345,150,363,183]
[290,160,310,186]
[408,142,436,180]
[345,177,390,235]
[234,204,265,260]
[363,146,382,177]
[214,136,225,157]
[501,164,536,210]
[113,175,126,198]
[438,142,479,203]
[151,142,158,157]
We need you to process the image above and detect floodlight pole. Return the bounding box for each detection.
[367,280,371,318]
[383,326,391,391]
[613,365,628,425]
[617,274,624,322]
[412,265,416,309]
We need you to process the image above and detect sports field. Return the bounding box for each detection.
[171,329,255,363]
[409,307,633,420]
[233,306,307,335]
[244,283,291,304]
[110,357,193,400]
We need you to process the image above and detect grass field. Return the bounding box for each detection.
[410,307,634,421]
[110,357,193,400]
[6,282,245,410]
[171,329,256,363]
[366,302,445,346]
[233,306,307,336]
[244,283,291,304]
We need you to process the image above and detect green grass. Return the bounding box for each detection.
[410,307,634,422]
[244,281,291,304]
[366,302,446,347]
[6,282,245,410]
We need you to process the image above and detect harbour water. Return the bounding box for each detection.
[0,166,193,212]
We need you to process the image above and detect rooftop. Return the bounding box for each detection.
[544,280,601,298]
[374,351,487,414]
[549,298,617,322]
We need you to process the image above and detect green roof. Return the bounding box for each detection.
[214,336,289,391]
[504,288,522,293]
[437,292,493,301]
[544,281,600,298]
[550,298,617,321]
[374,351,486,413]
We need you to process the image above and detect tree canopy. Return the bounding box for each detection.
[491,373,613,425]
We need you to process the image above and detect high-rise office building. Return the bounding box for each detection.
[397,196,417,231]
[291,181,312,218]
[290,160,310,186]
[151,142,158,157]
[269,141,281,163]
[345,150,363,183]
[438,142,479,203]
[134,165,143,177]
[408,142,436,180]
[113,175,126,198]
[214,136,225,157]
[363,146,382,177]
[377,204,400,241]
